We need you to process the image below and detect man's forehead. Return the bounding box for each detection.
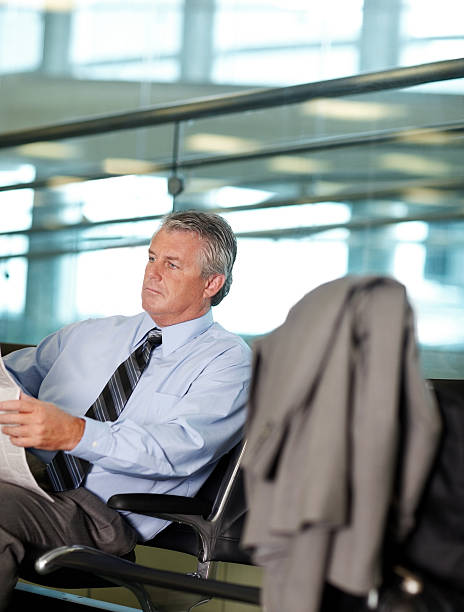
[148,247,181,260]
[151,228,202,246]
[149,228,204,260]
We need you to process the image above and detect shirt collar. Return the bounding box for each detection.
[136,310,214,357]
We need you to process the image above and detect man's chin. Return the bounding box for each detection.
[142,295,163,314]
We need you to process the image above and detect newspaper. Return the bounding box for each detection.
[0,348,54,502]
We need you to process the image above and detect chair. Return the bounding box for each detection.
[16,439,255,610]
[29,442,259,612]
[35,377,464,612]
[1,342,35,354]
[35,544,260,612]
[7,339,464,611]
[1,342,256,609]
[37,377,460,612]
[108,441,252,578]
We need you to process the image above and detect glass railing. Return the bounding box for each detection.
[1,58,464,378]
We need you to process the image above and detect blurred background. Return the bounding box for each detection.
[1,0,463,378]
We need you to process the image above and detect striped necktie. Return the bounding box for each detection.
[46,328,162,492]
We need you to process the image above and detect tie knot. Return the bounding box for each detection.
[134,329,162,371]
[146,329,162,347]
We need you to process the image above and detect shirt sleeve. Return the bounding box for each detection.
[3,325,78,464]
[3,326,70,396]
[70,344,251,479]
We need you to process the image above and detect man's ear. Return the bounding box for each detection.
[204,274,225,299]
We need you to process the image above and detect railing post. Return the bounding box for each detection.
[168,122,185,210]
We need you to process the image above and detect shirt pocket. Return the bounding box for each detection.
[124,390,180,425]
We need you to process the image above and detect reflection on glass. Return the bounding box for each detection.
[70,0,182,81]
[0,165,35,232]
[402,0,464,37]
[215,233,349,335]
[0,0,463,377]
[76,246,147,318]
[60,175,172,222]
[0,7,43,74]
[0,258,27,316]
[223,203,351,233]
[212,46,359,86]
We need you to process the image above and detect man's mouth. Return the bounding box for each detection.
[144,286,162,296]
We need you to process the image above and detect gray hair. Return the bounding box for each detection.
[160,210,237,306]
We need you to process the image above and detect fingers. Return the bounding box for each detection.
[1,426,33,447]
[0,400,34,428]
[0,397,83,450]
[0,406,35,436]
[1,420,32,447]
[0,399,20,412]
[0,398,34,413]
[0,412,30,426]
[2,424,26,437]
[0,398,42,429]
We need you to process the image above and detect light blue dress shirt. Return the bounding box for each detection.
[4,310,251,541]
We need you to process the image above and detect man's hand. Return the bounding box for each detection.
[0,392,85,451]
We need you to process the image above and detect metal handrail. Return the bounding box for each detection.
[1,118,463,195]
[2,175,464,239]
[2,202,464,263]
[0,58,463,149]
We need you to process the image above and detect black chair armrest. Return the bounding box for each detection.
[108,493,212,517]
[35,545,260,606]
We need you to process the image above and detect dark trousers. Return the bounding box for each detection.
[0,482,137,611]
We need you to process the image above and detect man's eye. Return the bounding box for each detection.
[167,262,178,269]
[148,256,155,262]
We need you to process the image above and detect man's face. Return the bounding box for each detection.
[142,228,224,326]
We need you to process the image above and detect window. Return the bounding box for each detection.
[213,0,363,85]
[70,0,183,82]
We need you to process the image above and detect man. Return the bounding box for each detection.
[0,210,251,609]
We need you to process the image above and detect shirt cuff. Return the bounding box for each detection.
[67,416,113,461]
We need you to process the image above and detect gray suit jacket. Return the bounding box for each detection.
[241,276,441,612]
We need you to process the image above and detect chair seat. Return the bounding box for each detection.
[150,516,253,565]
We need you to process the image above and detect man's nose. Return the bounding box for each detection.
[147,261,162,279]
